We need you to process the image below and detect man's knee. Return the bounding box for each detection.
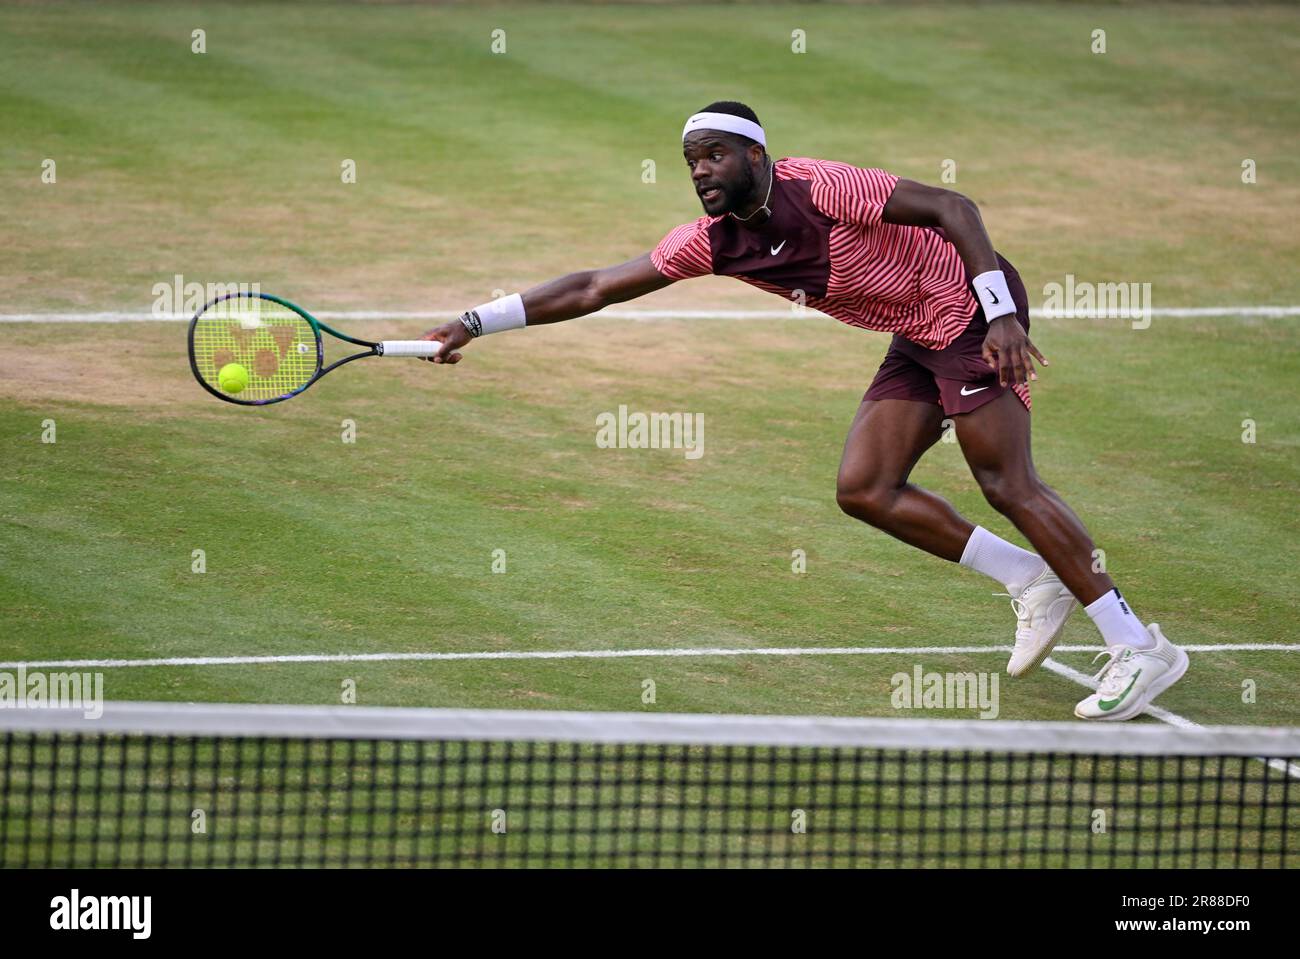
[836,482,897,526]
[976,471,1043,516]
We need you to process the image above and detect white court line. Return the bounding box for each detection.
[5,643,1294,769]
[2,642,1295,671]
[3,305,1300,323]
[1041,659,1300,778]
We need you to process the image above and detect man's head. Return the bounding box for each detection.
[681,101,769,218]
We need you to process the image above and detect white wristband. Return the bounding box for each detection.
[971,270,1016,321]
[461,293,527,337]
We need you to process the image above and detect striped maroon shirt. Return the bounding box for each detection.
[651,157,980,350]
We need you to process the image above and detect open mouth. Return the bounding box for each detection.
[699,187,722,203]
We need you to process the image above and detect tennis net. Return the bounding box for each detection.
[1,703,1296,868]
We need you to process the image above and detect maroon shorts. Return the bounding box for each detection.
[863,253,1032,415]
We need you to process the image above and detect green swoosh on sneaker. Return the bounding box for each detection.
[1098,670,1142,711]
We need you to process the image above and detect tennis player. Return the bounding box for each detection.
[420,101,1187,721]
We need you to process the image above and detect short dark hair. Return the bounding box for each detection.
[700,100,760,126]
[697,100,765,152]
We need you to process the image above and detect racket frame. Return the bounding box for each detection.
[189,292,388,406]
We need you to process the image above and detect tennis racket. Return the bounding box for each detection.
[188,292,442,405]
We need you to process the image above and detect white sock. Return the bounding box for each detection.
[959,526,1047,592]
[1085,588,1154,649]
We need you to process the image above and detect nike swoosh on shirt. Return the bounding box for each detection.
[770,241,786,255]
[959,385,990,396]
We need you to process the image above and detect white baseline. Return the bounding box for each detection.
[3,644,1294,749]
[1,642,1295,671]
[2,305,1300,323]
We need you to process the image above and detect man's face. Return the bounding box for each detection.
[683,133,759,217]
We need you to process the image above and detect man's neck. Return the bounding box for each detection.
[729,160,774,229]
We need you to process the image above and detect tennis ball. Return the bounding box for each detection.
[218,363,250,394]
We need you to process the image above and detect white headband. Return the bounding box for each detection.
[682,112,766,147]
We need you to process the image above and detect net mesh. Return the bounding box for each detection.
[189,296,319,402]
[1,708,1296,868]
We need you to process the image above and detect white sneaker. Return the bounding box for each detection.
[1000,566,1079,677]
[1074,624,1189,721]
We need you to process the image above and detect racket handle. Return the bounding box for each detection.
[378,340,444,357]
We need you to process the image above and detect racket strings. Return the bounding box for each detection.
[192,298,319,402]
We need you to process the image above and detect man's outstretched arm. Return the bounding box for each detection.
[420,252,672,364]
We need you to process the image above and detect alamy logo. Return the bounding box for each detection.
[152,275,261,317]
[50,889,151,939]
[595,405,704,460]
[1041,274,1153,329]
[890,665,999,719]
[0,667,103,718]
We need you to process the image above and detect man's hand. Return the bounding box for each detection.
[419,319,472,365]
[982,315,1047,387]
